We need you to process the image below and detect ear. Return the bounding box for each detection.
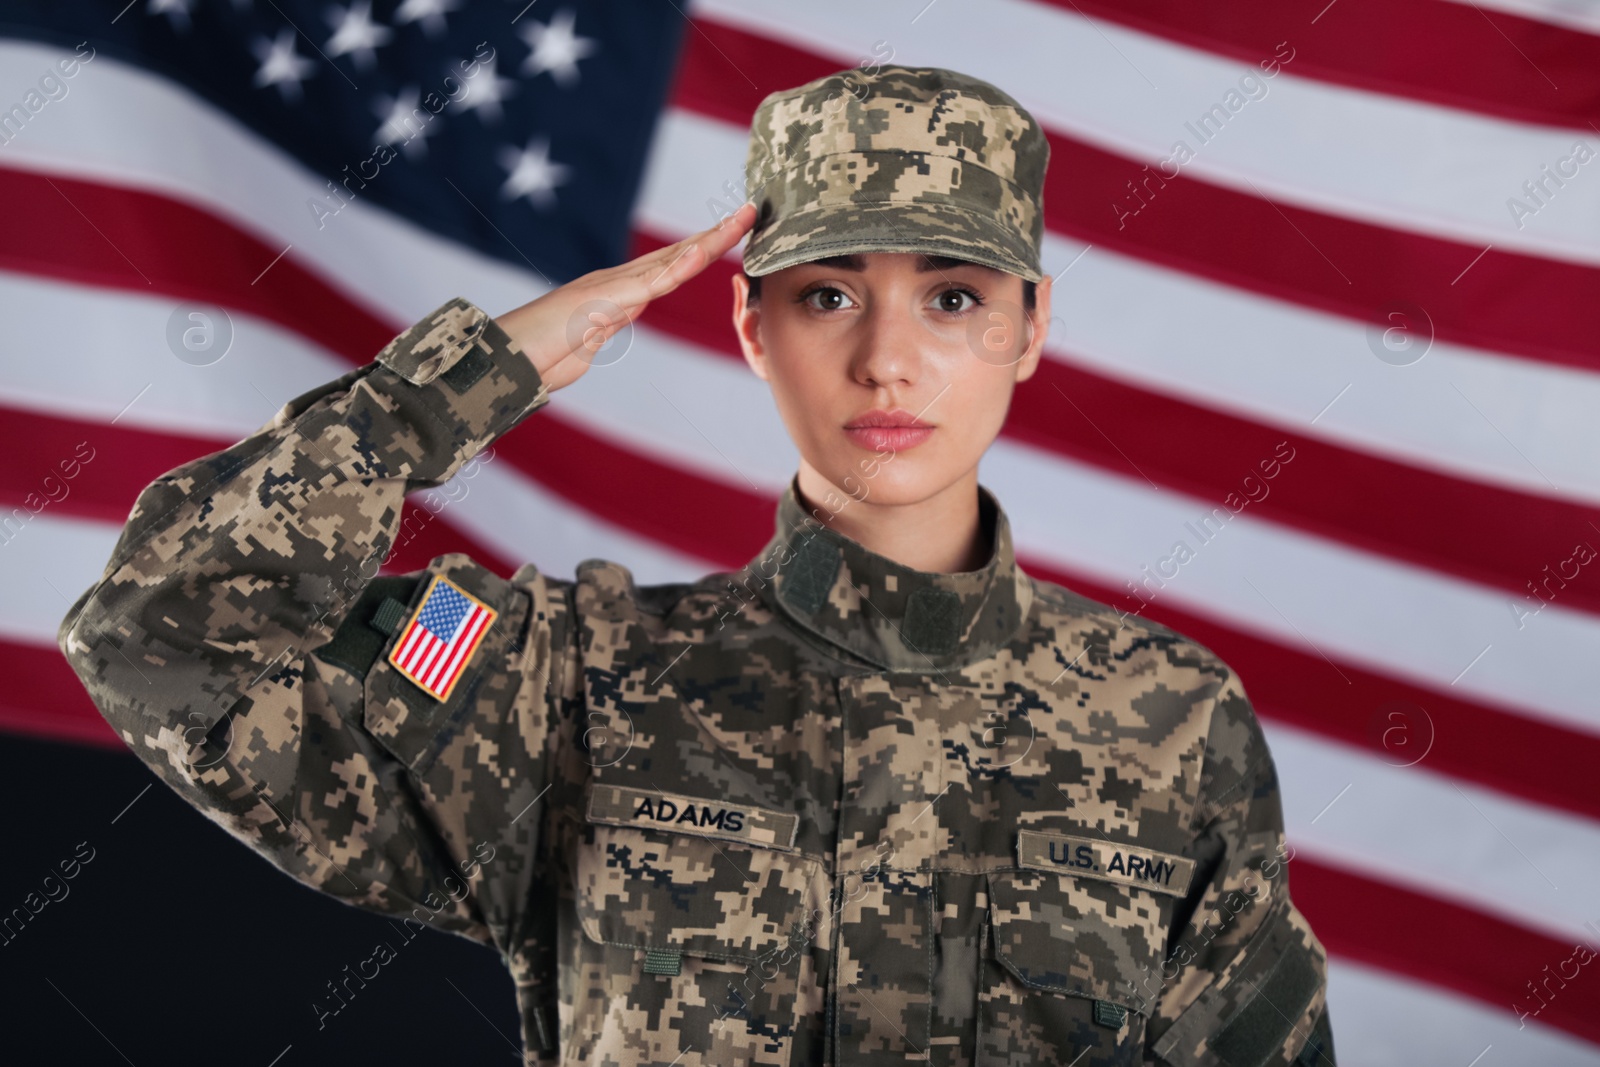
[731,272,769,381]
[1014,272,1053,384]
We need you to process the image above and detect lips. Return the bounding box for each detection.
[844,409,935,452]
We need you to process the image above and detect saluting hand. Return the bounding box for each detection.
[494,201,758,394]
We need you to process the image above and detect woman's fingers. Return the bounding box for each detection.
[651,200,755,267]
[637,202,755,293]
[587,202,754,321]
[495,201,757,389]
[576,298,634,353]
[604,203,755,329]
[642,241,705,297]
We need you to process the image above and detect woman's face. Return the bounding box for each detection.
[732,251,1051,511]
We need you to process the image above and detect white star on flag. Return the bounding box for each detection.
[251,28,316,102]
[393,0,461,38]
[498,136,570,209]
[325,1,393,71]
[374,85,437,160]
[451,55,517,125]
[518,8,599,88]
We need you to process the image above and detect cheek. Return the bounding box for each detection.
[950,389,1011,464]
[763,349,837,447]
[941,353,1014,443]
[755,312,1012,480]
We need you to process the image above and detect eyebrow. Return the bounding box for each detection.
[808,253,998,274]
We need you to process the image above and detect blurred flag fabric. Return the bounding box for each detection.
[2,2,1599,1064]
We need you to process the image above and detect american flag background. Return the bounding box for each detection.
[1,0,1597,1063]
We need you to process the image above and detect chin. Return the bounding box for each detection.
[822,457,954,509]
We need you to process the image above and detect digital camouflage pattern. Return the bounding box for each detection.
[742,65,1049,282]
[59,296,1334,1066]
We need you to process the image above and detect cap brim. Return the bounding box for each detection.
[741,199,1043,283]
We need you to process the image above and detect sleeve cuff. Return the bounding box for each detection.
[366,296,551,484]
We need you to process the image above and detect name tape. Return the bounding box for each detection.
[587,784,799,851]
[1016,830,1196,898]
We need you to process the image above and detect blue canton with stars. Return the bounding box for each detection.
[4,0,685,282]
[413,578,475,646]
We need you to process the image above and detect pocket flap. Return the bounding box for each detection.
[576,820,818,965]
[986,867,1168,1013]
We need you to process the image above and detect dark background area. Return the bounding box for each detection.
[1,733,525,1064]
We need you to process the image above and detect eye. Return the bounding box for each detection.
[798,285,857,312]
[931,286,985,314]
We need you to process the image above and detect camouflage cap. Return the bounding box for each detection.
[742,65,1049,283]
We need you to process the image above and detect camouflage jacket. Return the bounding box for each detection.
[58,297,1335,1067]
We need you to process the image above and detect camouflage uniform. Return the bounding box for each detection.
[59,295,1335,1066]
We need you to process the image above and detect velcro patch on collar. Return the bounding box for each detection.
[588,784,799,851]
[1016,830,1196,898]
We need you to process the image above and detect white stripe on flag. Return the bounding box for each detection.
[11,334,1600,745]
[9,305,1600,746]
[1442,0,1600,37]
[1327,957,1600,1067]
[421,606,475,691]
[15,460,1600,1015]
[642,108,1600,506]
[408,632,446,682]
[690,0,1600,264]
[427,606,489,692]
[1265,720,1600,944]
[394,620,427,671]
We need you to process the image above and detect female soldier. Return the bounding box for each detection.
[59,65,1332,1066]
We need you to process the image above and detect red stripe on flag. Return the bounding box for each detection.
[1294,857,1600,1044]
[626,231,1600,623]
[429,605,489,692]
[672,18,1600,374]
[10,159,1600,638]
[0,165,394,366]
[474,412,1600,826]
[0,403,233,525]
[393,618,424,672]
[1041,0,1600,132]
[11,392,1598,820]
[407,631,445,681]
[412,630,451,687]
[1021,558,1600,824]
[0,635,123,749]
[422,621,458,689]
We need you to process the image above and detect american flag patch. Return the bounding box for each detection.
[386,576,498,702]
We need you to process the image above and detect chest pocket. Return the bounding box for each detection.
[568,793,826,1067]
[978,867,1172,1067]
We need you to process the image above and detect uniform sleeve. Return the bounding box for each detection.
[55,297,578,977]
[1145,665,1336,1067]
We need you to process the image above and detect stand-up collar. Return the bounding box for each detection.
[745,475,1034,673]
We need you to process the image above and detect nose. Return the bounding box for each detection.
[850,290,921,388]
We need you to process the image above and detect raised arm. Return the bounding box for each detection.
[56,296,563,946]
[55,203,759,959]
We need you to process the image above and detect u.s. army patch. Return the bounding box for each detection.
[588,784,800,850]
[386,575,497,702]
[1016,830,1196,897]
